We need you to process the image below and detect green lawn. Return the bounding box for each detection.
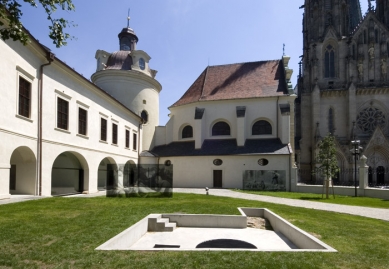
[0,194,388,269]
[233,190,389,209]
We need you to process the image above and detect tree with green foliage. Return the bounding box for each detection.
[314,134,339,199]
[0,0,75,47]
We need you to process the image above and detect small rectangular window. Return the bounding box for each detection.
[57,97,69,130]
[125,129,130,148]
[78,108,87,136]
[133,133,137,150]
[18,76,31,118]
[112,123,118,145]
[101,118,107,141]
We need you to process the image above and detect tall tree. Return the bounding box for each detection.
[0,0,75,47]
[314,134,339,199]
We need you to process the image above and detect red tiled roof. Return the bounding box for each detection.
[171,60,287,107]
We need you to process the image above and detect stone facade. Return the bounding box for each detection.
[296,1,389,187]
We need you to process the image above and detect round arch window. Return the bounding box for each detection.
[182,125,193,138]
[212,122,230,136]
[252,120,272,135]
[141,110,148,124]
[164,160,171,167]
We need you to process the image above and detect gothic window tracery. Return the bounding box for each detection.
[325,45,335,78]
[356,107,386,134]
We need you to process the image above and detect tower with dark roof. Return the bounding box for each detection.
[296,1,389,186]
[91,20,162,151]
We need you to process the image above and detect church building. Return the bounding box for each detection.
[296,0,389,187]
[143,58,296,190]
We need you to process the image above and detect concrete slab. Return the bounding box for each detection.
[96,208,337,252]
[130,227,296,251]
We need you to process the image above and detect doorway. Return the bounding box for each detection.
[213,170,222,188]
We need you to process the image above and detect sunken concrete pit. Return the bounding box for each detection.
[96,208,337,252]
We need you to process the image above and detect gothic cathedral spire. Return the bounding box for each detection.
[303,0,362,44]
[376,0,389,29]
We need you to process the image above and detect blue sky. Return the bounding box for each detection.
[19,0,370,125]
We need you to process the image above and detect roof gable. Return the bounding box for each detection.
[351,11,389,39]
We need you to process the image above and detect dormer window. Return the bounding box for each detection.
[139,58,145,70]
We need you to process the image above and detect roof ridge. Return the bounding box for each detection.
[208,59,281,68]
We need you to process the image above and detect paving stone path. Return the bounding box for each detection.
[173,188,389,222]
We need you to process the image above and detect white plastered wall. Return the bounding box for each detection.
[157,155,290,189]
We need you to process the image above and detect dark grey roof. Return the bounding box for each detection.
[149,138,290,157]
[140,151,156,157]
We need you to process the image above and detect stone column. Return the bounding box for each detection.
[0,163,11,199]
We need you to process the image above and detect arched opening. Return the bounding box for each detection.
[377,166,385,185]
[252,120,272,135]
[123,160,137,187]
[51,152,88,196]
[98,157,117,190]
[9,146,36,195]
[182,125,193,139]
[212,121,230,136]
[141,110,148,124]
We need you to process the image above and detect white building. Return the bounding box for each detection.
[142,58,297,190]
[0,23,157,198]
[0,18,296,199]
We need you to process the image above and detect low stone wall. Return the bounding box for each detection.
[238,207,337,252]
[96,215,149,250]
[295,184,389,199]
[162,214,247,228]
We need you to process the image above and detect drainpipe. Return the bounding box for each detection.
[276,97,279,138]
[37,52,54,196]
[289,150,292,192]
[137,121,142,186]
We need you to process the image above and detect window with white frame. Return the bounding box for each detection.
[57,97,69,130]
[78,107,87,136]
[18,76,31,118]
[112,123,118,145]
[100,117,107,141]
[125,129,130,148]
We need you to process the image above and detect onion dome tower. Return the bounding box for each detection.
[91,14,162,151]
